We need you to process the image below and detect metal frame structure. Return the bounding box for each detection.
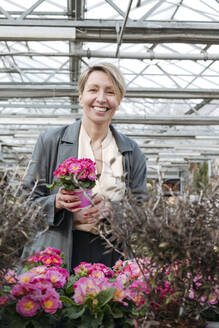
[0,0,219,183]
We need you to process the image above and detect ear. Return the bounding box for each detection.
[78,93,83,106]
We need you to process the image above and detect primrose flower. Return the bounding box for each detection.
[30,265,47,275]
[43,247,62,256]
[46,269,67,288]
[41,254,63,267]
[11,283,27,297]
[4,269,17,284]
[17,272,35,284]
[73,277,111,304]
[0,296,10,306]
[40,289,62,314]
[112,279,129,305]
[73,262,93,276]
[16,295,40,317]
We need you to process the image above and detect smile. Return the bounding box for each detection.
[93,106,109,112]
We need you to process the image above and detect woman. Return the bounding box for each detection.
[23,62,147,272]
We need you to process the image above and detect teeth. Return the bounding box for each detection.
[93,106,107,112]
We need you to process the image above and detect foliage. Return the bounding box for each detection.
[97,176,219,327]
[0,167,48,275]
[191,161,209,193]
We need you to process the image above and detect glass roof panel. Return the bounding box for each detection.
[0,0,219,175]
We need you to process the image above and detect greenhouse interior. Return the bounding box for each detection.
[0,1,219,328]
[0,0,219,191]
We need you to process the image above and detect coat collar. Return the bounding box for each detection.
[60,120,132,153]
[61,119,81,143]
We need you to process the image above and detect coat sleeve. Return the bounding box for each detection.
[23,133,65,226]
[128,144,148,201]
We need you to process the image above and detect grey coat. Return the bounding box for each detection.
[23,120,147,272]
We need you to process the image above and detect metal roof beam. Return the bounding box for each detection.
[1,85,219,99]
[0,19,219,43]
[2,49,219,61]
[0,115,219,126]
[115,0,133,57]
[0,26,76,41]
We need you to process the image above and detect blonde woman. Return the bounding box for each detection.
[24,63,147,272]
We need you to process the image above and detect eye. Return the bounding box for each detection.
[89,88,97,92]
[107,90,115,95]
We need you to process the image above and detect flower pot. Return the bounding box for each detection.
[206,322,219,328]
[74,189,92,209]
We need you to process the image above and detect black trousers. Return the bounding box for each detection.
[71,230,121,270]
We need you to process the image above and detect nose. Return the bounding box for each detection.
[96,90,106,102]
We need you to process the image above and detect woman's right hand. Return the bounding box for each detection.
[55,188,82,213]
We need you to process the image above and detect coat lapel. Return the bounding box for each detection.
[57,120,81,164]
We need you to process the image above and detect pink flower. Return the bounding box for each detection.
[18,272,35,284]
[129,280,151,306]
[208,293,218,305]
[4,269,17,284]
[46,269,67,288]
[43,247,62,256]
[40,254,63,266]
[73,277,111,304]
[47,266,69,280]
[40,289,62,314]
[68,162,82,175]
[189,288,195,299]
[88,171,97,181]
[11,283,27,297]
[31,277,53,290]
[54,164,68,178]
[112,279,129,305]
[0,296,9,306]
[73,262,93,276]
[89,263,113,277]
[16,295,40,317]
[30,265,47,275]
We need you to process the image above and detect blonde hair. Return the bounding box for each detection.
[78,62,126,101]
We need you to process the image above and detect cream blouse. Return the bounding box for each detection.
[74,124,126,232]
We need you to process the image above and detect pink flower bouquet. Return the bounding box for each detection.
[47,157,97,191]
[47,157,98,208]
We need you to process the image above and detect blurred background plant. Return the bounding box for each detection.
[0,163,48,278]
[97,174,219,327]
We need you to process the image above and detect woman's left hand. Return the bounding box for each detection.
[82,194,104,224]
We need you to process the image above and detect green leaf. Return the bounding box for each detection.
[64,274,80,295]
[46,182,59,190]
[80,309,98,328]
[102,317,115,328]
[96,287,115,307]
[63,305,85,320]
[31,319,50,328]
[111,305,124,319]
[60,296,75,306]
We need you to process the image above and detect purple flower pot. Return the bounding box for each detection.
[74,189,92,209]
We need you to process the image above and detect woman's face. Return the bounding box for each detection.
[79,70,120,125]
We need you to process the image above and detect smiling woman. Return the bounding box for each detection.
[22,62,147,273]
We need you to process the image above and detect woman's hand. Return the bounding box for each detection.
[82,195,111,224]
[81,194,103,224]
[55,188,82,213]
